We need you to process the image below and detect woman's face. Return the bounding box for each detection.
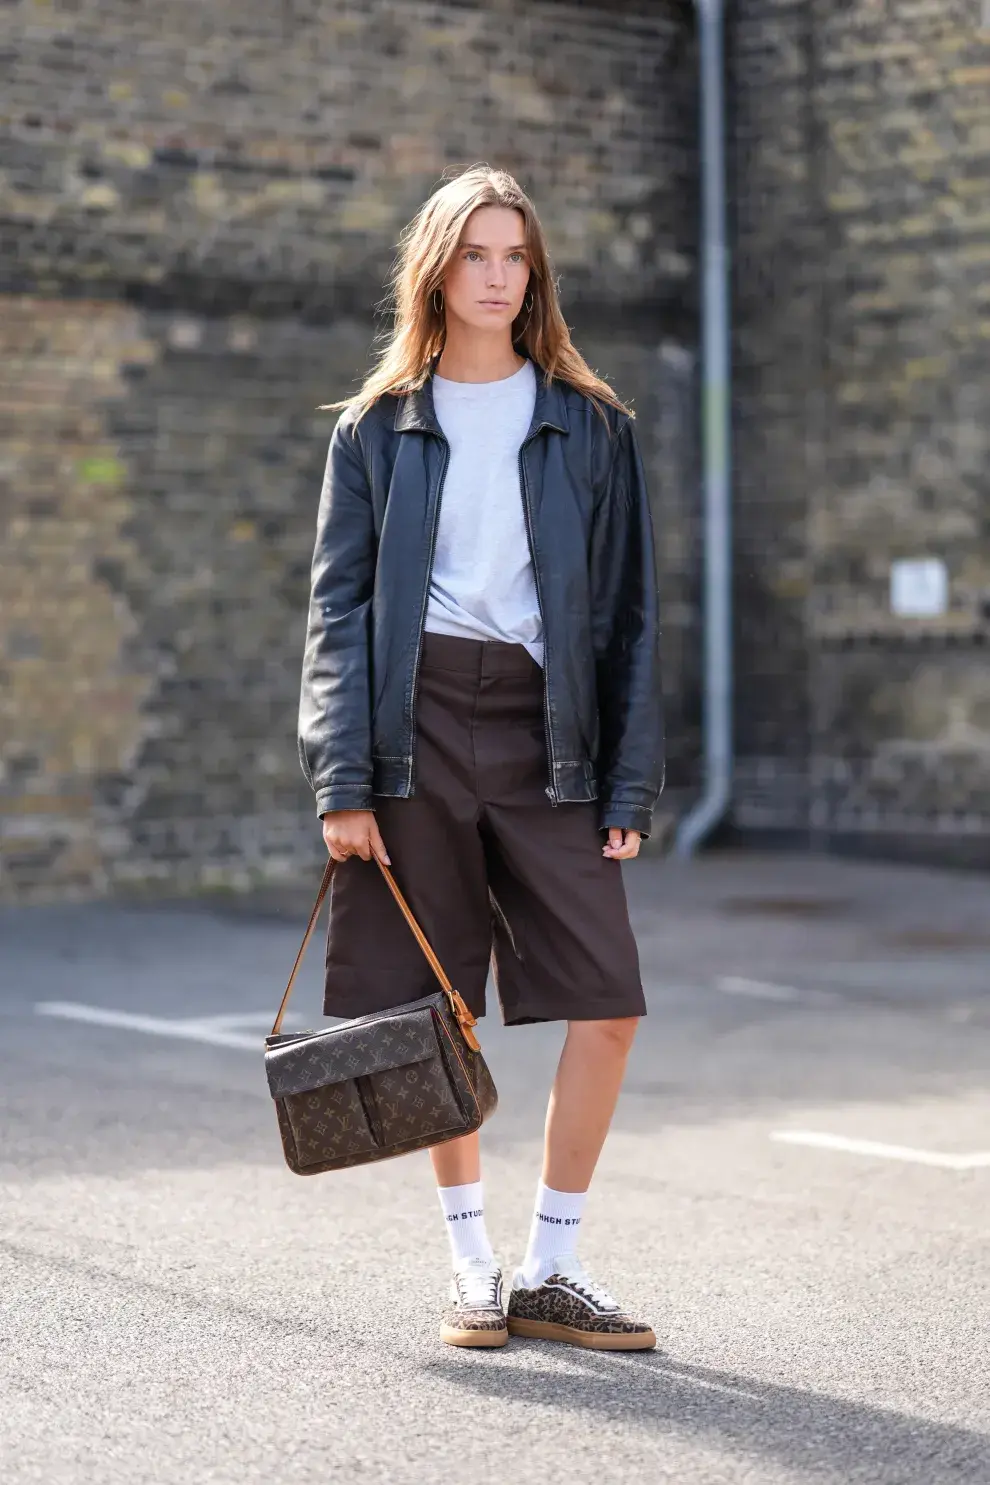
[441,205,531,334]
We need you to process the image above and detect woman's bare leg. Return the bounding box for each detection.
[543,1017,639,1190]
[430,1130,481,1187]
[510,1017,655,1348]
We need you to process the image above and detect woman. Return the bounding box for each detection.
[299,165,664,1351]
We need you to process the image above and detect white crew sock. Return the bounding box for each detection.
[519,1181,588,1288]
[437,1181,494,1266]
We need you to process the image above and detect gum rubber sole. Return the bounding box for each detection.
[440,1325,509,1348]
[506,1317,656,1350]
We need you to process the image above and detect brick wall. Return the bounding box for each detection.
[729,0,990,864]
[0,0,698,899]
[8,0,985,900]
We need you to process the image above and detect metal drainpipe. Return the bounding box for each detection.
[676,0,733,857]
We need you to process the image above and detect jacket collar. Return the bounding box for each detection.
[393,356,570,438]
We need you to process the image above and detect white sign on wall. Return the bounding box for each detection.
[890,558,948,618]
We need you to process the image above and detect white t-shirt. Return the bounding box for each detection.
[425,359,543,666]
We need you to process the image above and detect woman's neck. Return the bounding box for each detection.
[436,326,525,385]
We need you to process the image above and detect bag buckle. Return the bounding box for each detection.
[448,990,481,1053]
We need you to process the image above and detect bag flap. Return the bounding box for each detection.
[264,1006,438,1099]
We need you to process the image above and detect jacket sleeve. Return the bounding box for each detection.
[298,413,376,818]
[589,416,665,837]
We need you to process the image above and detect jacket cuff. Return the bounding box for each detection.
[601,802,653,838]
[314,784,375,818]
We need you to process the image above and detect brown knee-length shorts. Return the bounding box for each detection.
[323,633,646,1026]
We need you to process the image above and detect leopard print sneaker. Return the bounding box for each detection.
[439,1258,509,1348]
[507,1257,656,1350]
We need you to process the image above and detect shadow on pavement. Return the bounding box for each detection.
[426,1349,988,1483]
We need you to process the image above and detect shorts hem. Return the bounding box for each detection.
[500,993,647,1028]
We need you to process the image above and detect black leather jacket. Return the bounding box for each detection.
[298,363,664,835]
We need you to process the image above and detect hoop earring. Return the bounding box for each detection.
[433,288,444,314]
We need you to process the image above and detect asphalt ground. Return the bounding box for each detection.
[1,851,988,1484]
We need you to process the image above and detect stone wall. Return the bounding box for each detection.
[729,0,990,865]
[0,0,698,899]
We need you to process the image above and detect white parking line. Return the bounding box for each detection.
[717,976,835,1004]
[771,1129,990,1170]
[192,1012,282,1032]
[35,1001,265,1051]
[36,1004,989,1176]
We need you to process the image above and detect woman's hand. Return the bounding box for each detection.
[321,809,391,866]
[602,828,641,861]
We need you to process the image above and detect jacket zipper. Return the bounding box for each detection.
[518,437,559,805]
[407,435,450,794]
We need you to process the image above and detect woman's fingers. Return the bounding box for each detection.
[369,820,392,867]
[321,810,388,866]
[602,827,624,859]
[322,819,353,861]
[324,834,348,862]
[603,828,642,861]
[323,832,349,862]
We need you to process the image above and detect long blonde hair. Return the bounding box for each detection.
[322,165,629,421]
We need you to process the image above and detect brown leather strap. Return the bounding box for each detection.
[269,856,479,1051]
[374,857,452,994]
[270,857,336,1038]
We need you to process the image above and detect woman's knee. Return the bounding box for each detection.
[568,1015,640,1056]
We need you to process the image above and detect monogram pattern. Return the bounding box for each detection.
[266,1010,436,1099]
[283,1078,378,1162]
[371,1055,461,1144]
[267,991,498,1176]
[433,993,498,1122]
[507,1277,655,1341]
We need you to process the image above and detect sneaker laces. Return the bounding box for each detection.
[552,1256,620,1311]
[454,1258,501,1310]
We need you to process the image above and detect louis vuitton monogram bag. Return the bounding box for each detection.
[264,858,497,1175]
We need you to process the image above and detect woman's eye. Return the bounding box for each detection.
[508,253,524,263]
[465,251,481,261]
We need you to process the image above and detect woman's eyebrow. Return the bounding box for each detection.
[460,241,528,252]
